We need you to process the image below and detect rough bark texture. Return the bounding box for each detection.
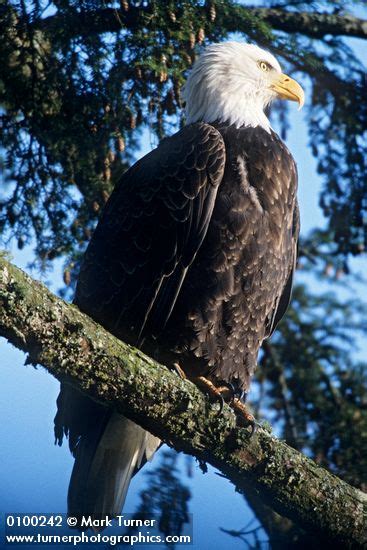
[34,5,367,40]
[244,8,367,39]
[1,253,366,548]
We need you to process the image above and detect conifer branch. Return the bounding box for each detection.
[0,254,366,548]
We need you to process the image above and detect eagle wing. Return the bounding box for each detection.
[265,199,300,338]
[75,122,226,343]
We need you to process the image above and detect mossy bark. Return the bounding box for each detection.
[0,253,366,548]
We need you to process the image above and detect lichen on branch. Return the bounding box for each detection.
[0,253,366,548]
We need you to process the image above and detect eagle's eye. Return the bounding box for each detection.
[259,61,270,72]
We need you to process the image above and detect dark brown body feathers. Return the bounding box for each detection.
[75,122,299,392]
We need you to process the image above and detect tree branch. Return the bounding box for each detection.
[0,252,366,548]
[247,8,367,40]
[34,6,141,38]
[33,5,367,41]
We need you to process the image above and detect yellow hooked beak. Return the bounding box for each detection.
[270,73,305,110]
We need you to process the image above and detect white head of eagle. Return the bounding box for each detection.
[183,41,304,132]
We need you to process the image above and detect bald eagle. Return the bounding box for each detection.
[55,42,304,521]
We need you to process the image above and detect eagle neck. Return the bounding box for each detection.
[188,110,271,133]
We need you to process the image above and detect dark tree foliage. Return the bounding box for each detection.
[1,0,366,266]
[259,282,367,491]
[1,0,367,547]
